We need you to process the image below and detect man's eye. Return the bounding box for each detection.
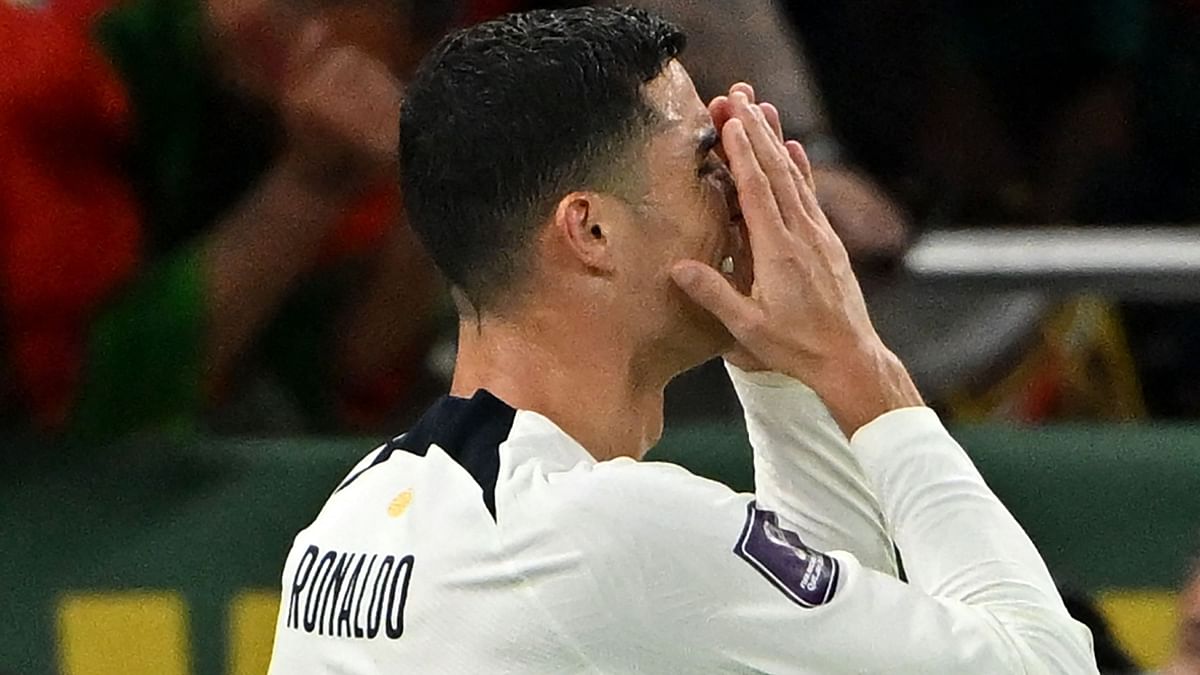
[699,157,724,177]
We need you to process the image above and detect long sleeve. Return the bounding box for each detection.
[539,413,1098,674]
[727,362,896,575]
[852,407,1094,673]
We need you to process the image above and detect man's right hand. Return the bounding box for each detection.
[279,20,402,198]
[670,90,923,436]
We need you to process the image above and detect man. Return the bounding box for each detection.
[0,0,452,440]
[268,7,1098,672]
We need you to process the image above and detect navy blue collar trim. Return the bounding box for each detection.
[337,390,517,520]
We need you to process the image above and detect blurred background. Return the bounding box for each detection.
[2,0,1200,673]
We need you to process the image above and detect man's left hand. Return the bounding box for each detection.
[707,84,909,374]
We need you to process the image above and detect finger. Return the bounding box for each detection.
[787,140,822,221]
[787,140,815,191]
[670,260,757,336]
[722,117,787,252]
[760,102,784,142]
[708,95,732,132]
[708,96,732,163]
[731,96,809,235]
[729,82,756,103]
[760,102,808,204]
[786,142,846,254]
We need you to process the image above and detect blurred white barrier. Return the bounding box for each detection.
[904,227,1200,299]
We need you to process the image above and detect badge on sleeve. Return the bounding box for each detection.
[734,501,840,608]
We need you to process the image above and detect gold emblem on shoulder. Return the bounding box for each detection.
[387,489,414,518]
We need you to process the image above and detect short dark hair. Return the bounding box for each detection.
[399,6,685,310]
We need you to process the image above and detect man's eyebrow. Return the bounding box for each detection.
[696,127,719,156]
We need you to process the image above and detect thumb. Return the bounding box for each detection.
[670,260,753,331]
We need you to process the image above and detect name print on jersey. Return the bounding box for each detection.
[286,545,415,640]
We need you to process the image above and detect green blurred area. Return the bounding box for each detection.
[1,423,1197,673]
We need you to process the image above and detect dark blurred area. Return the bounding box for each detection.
[658,0,1200,426]
[6,0,1200,443]
[0,0,1193,440]
[785,0,1200,423]
[788,0,1200,226]
[0,0,452,443]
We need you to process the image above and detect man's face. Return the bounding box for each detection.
[608,60,744,366]
[1171,568,1200,674]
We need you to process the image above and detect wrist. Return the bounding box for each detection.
[804,343,923,437]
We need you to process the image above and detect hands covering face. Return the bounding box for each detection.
[673,83,921,435]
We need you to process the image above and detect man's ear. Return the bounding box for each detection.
[553,192,616,274]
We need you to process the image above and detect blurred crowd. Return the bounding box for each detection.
[4,0,1200,442]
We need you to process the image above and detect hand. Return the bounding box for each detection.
[709,89,908,265]
[279,20,403,198]
[677,87,922,434]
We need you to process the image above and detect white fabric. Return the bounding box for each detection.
[727,363,896,575]
[267,369,1098,674]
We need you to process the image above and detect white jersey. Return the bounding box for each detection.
[267,364,1098,674]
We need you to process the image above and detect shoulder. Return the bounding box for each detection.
[524,457,754,570]
[560,458,746,518]
[502,458,759,668]
[496,409,752,545]
[509,457,851,670]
